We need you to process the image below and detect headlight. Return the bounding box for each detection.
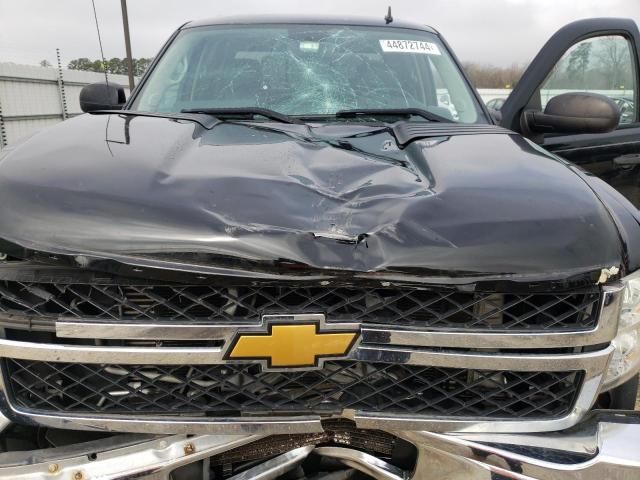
[603,270,640,390]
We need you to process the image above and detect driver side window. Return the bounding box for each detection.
[540,35,637,125]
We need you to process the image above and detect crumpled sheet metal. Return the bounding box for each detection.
[0,114,624,281]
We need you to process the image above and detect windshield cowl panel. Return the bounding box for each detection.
[131,24,487,124]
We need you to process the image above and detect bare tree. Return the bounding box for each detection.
[595,37,631,89]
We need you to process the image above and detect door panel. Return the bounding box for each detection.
[500,18,640,207]
[544,128,640,207]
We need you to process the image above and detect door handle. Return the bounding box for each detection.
[614,154,640,166]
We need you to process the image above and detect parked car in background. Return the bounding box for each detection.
[0,14,639,480]
[614,96,635,124]
[485,97,505,110]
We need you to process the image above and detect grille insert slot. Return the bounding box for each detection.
[5,359,582,419]
[0,281,600,332]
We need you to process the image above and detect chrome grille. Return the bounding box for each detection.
[5,359,582,419]
[0,281,600,331]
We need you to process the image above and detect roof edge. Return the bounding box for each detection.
[182,14,437,33]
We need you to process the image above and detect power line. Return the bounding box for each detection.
[90,0,109,85]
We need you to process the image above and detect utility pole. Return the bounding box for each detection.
[120,0,135,91]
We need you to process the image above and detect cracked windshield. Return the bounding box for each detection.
[132,24,485,123]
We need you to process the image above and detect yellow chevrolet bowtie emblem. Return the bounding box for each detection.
[227,315,359,369]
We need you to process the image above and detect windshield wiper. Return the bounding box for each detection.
[181,107,305,125]
[335,108,452,123]
[89,110,221,129]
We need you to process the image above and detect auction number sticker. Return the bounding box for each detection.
[380,39,441,55]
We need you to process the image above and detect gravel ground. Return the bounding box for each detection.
[637,388,640,410]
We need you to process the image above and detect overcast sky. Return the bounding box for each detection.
[1,0,639,67]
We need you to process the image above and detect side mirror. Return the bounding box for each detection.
[523,92,620,135]
[79,82,127,113]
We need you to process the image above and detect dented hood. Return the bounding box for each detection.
[0,113,623,278]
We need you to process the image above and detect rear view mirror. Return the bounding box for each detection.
[523,92,620,135]
[80,82,127,113]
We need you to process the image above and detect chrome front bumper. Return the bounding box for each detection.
[0,411,638,479]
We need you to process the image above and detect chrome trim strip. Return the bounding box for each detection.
[361,323,615,349]
[53,284,625,348]
[0,393,325,435]
[0,338,226,364]
[0,408,601,435]
[0,338,612,370]
[57,318,617,348]
[56,321,247,340]
[56,313,359,340]
[352,406,595,435]
[352,344,613,372]
[2,411,320,435]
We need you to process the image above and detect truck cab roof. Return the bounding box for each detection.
[183,14,438,34]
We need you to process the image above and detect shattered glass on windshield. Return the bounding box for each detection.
[133,24,482,122]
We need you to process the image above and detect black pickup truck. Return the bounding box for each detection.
[0,14,639,480]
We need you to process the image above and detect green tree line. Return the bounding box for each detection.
[544,37,633,90]
[461,62,527,89]
[67,57,153,76]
